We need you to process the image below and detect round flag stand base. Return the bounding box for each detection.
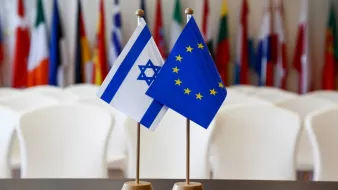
[172,182,204,190]
[122,181,152,190]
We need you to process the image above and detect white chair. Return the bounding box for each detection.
[65,84,99,99]
[251,87,298,103]
[77,98,128,171]
[276,96,337,171]
[306,108,338,181]
[228,85,257,95]
[303,90,338,104]
[39,91,78,103]
[211,106,300,180]
[25,85,62,93]
[125,110,211,179]
[0,92,59,113]
[0,88,20,100]
[25,86,78,103]
[0,92,59,170]
[223,89,272,107]
[0,106,19,178]
[18,104,113,178]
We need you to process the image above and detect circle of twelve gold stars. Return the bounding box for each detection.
[173,43,224,101]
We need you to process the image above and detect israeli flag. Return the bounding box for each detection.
[97,18,167,131]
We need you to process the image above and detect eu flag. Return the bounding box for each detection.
[146,16,227,129]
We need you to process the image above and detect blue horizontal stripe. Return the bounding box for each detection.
[100,26,151,103]
[140,100,163,128]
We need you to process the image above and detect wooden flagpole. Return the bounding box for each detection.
[121,9,152,190]
[136,122,141,184]
[135,10,143,185]
[172,8,204,190]
[185,8,193,185]
[186,118,190,185]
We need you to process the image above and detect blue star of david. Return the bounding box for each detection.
[137,60,161,86]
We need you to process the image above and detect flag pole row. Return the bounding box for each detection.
[3,0,332,93]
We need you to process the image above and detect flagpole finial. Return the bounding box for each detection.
[135,9,144,17]
[185,8,194,15]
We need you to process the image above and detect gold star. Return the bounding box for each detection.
[184,88,191,95]
[175,79,182,86]
[196,93,203,100]
[210,89,217,96]
[218,82,224,88]
[176,55,183,62]
[198,43,204,49]
[186,46,193,53]
[172,67,179,73]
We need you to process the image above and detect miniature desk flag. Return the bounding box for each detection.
[97,18,167,131]
[146,16,227,129]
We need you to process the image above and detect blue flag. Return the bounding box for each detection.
[49,0,63,86]
[146,16,227,129]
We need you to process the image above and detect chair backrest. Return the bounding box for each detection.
[124,109,211,179]
[0,88,20,100]
[252,88,298,103]
[276,96,338,118]
[0,106,19,178]
[77,98,127,165]
[18,104,113,178]
[0,92,59,113]
[0,92,59,175]
[38,91,78,103]
[303,91,338,104]
[223,89,272,107]
[211,106,300,180]
[25,85,78,103]
[276,96,337,171]
[306,108,338,181]
[65,84,99,99]
[25,85,62,93]
[228,85,257,95]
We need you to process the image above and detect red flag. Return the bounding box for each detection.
[153,0,167,58]
[267,0,276,87]
[234,0,249,85]
[215,0,230,85]
[322,3,338,90]
[273,0,287,89]
[0,20,4,86]
[202,0,214,57]
[202,0,209,39]
[93,0,108,85]
[0,21,3,63]
[12,0,30,88]
[293,0,309,94]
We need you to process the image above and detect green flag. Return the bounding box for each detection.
[170,0,183,50]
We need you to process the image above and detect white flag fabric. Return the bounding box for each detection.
[97,18,167,131]
[293,0,309,94]
[170,0,183,50]
[274,0,287,89]
[109,0,123,67]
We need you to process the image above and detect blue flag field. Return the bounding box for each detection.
[146,16,227,129]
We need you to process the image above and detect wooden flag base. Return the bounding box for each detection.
[122,181,152,190]
[172,182,204,190]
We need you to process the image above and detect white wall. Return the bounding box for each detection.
[0,0,334,91]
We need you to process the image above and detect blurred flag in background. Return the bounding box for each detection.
[74,0,92,84]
